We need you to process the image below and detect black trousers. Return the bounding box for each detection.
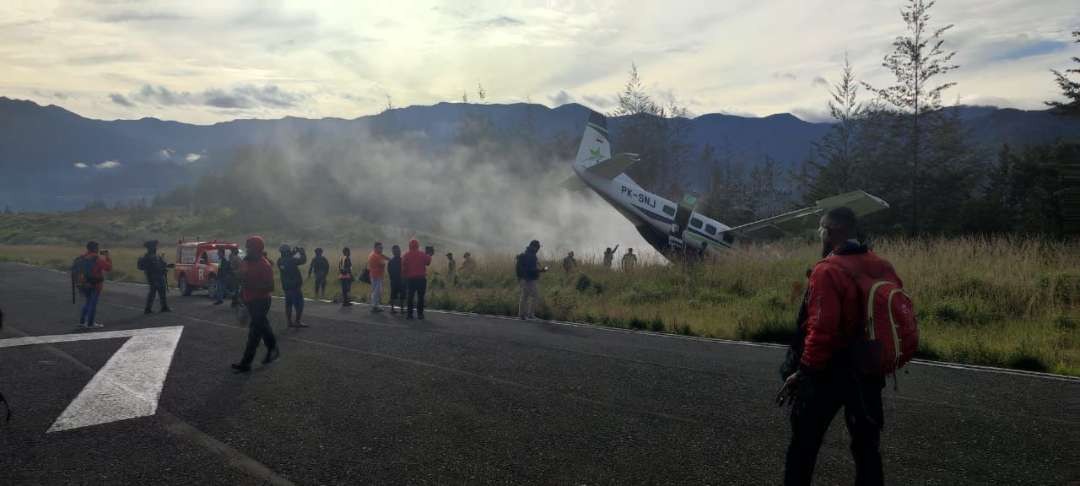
[784,369,885,486]
[340,279,352,302]
[314,275,327,295]
[389,279,404,307]
[145,278,167,310]
[239,297,276,366]
[406,277,426,316]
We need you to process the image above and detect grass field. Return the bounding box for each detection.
[2,237,1077,376]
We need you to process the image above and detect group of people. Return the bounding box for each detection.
[557,246,638,274]
[67,205,903,485]
[331,239,434,317]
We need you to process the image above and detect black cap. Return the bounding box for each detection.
[529,240,541,249]
[144,240,158,249]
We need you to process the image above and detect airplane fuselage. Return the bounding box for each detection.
[572,150,734,257]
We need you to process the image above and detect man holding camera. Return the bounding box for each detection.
[515,240,548,320]
[277,244,308,328]
[137,240,172,314]
[402,239,433,319]
[72,241,112,328]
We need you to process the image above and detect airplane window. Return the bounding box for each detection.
[690,218,703,229]
[662,206,676,216]
[705,224,717,235]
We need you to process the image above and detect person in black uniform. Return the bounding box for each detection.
[137,240,173,314]
[308,247,331,299]
[388,245,404,313]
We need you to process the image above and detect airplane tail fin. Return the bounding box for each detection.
[574,111,612,171]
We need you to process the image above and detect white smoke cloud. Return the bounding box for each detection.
[229,123,655,261]
[184,153,202,163]
[95,160,121,169]
[74,162,89,169]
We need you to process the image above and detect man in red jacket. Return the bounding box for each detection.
[401,239,432,320]
[75,241,112,328]
[777,207,901,486]
[232,236,279,372]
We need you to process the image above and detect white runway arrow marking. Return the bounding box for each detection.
[0,326,183,432]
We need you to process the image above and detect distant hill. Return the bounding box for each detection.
[2,96,1077,211]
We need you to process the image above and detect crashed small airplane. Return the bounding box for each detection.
[570,111,890,257]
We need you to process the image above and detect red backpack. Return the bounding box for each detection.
[825,255,919,376]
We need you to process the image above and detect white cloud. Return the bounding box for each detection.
[1,0,1075,123]
[184,153,202,163]
[74,162,89,169]
[95,160,121,169]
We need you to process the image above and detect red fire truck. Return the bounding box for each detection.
[174,238,240,296]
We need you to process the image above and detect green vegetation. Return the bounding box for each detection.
[3,236,1076,376]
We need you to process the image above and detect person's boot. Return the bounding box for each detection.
[263,347,280,364]
[295,315,309,328]
[231,363,251,372]
[144,308,153,314]
[160,307,171,313]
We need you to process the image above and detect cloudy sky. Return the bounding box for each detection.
[3,0,1077,124]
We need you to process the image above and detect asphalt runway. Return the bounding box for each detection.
[0,262,1077,485]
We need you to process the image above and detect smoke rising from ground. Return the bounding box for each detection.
[207,119,655,261]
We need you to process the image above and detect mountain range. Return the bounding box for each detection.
[1,96,1077,211]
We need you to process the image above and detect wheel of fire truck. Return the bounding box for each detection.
[178,275,193,296]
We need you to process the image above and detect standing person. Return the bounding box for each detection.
[445,252,456,286]
[387,245,404,314]
[461,252,477,276]
[137,240,172,314]
[401,239,432,319]
[232,236,279,372]
[602,245,620,268]
[562,251,577,273]
[212,247,229,305]
[228,248,243,308]
[308,248,330,300]
[277,245,308,328]
[71,241,112,329]
[515,240,547,320]
[621,248,638,271]
[367,242,390,313]
[776,207,901,486]
[339,247,354,306]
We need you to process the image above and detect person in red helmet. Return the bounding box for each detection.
[401,239,432,319]
[232,235,279,372]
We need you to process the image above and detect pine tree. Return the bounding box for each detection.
[800,54,865,203]
[609,64,692,196]
[1047,31,1080,115]
[863,0,958,234]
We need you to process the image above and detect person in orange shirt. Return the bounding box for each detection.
[367,242,391,313]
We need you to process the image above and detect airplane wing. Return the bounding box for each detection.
[726,190,890,240]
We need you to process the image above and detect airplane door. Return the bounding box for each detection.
[668,194,698,252]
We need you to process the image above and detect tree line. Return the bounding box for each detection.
[613,0,1079,237]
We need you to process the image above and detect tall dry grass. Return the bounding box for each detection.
[1,237,1076,375]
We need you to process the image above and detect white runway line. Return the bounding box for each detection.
[0,326,184,432]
